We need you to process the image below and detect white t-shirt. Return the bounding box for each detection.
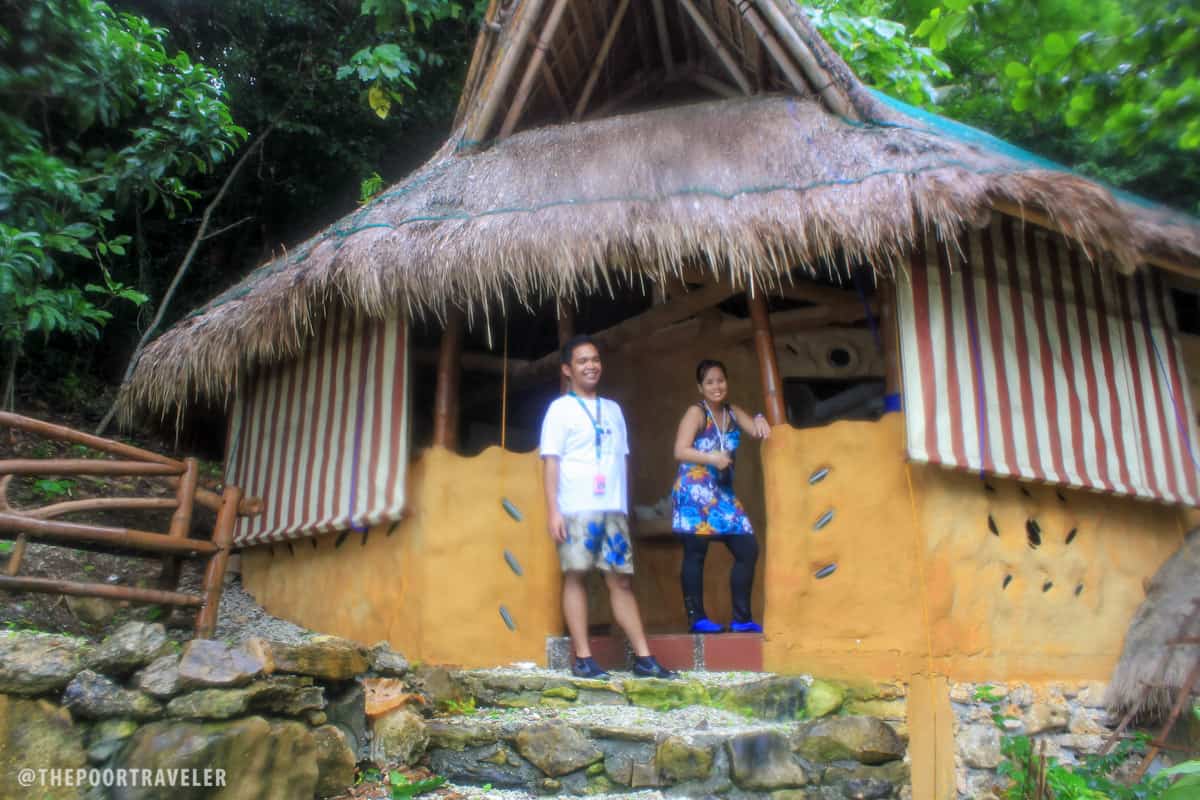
[539,394,629,514]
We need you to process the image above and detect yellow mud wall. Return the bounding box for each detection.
[241,447,562,668]
[762,413,1185,683]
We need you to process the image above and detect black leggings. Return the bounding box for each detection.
[680,534,759,622]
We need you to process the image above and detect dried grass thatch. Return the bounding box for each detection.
[1107,528,1200,720]
[124,92,1200,422]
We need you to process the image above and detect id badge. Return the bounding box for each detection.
[593,473,607,496]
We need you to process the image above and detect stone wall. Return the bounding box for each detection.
[0,623,420,800]
[949,679,1115,799]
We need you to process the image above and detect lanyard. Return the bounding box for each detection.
[570,392,604,462]
[702,401,730,452]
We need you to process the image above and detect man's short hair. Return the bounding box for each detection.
[561,334,599,365]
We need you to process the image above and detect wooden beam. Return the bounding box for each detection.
[573,0,633,120]
[879,277,901,396]
[0,512,217,555]
[500,0,571,137]
[415,348,531,375]
[774,280,865,307]
[586,69,665,119]
[0,574,202,606]
[557,300,575,393]
[432,309,464,450]
[747,290,787,425]
[739,2,810,97]
[677,0,753,94]
[464,0,547,146]
[991,199,1200,277]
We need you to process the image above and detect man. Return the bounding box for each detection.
[540,335,677,679]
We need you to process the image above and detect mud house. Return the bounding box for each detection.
[124,0,1200,786]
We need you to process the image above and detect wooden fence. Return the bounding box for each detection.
[0,412,261,638]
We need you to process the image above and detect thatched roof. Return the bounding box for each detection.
[123,2,1200,421]
[1108,529,1200,720]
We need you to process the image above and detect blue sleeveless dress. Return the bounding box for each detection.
[671,403,753,536]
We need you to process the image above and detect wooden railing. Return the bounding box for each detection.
[0,412,261,638]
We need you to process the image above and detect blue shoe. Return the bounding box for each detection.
[632,655,678,679]
[571,657,610,679]
[729,620,763,633]
[689,617,724,634]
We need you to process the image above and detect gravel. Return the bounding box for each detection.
[448,787,667,800]
[463,665,773,688]
[203,572,317,645]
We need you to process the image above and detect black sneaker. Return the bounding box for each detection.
[571,656,610,680]
[632,655,678,679]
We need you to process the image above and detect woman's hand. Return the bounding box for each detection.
[710,451,733,470]
[751,414,771,439]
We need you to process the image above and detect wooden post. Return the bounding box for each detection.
[557,301,575,394]
[195,484,242,639]
[879,276,902,399]
[161,456,199,590]
[747,289,787,425]
[433,310,464,450]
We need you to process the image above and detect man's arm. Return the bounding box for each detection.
[544,456,566,543]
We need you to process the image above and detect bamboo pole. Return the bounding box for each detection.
[756,0,856,118]
[539,62,569,117]
[0,459,182,476]
[676,0,752,95]
[22,497,179,520]
[453,0,502,128]
[501,0,571,137]
[464,0,548,146]
[738,2,810,97]
[195,485,242,638]
[0,574,202,606]
[0,513,217,555]
[168,457,199,538]
[747,290,787,425]
[688,70,740,98]
[5,534,25,576]
[432,309,464,450]
[650,0,674,76]
[572,0,633,120]
[0,412,260,516]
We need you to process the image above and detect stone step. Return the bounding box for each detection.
[547,632,764,672]
[426,702,910,798]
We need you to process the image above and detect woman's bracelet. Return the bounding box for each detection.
[754,413,766,421]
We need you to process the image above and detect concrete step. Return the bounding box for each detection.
[547,631,764,672]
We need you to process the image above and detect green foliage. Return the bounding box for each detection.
[360,172,386,204]
[903,0,1200,211]
[803,0,950,105]
[337,0,486,118]
[387,770,446,799]
[441,696,476,715]
[32,478,74,500]
[997,732,1199,800]
[0,0,244,398]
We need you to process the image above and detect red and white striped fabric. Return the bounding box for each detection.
[224,311,410,545]
[897,216,1200,506]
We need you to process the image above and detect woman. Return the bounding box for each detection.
[671,359,771,633]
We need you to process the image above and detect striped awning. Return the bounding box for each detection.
[897,216,1200,506]
[224,311,410,545]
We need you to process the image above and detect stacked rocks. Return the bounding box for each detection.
[0,623,418,800]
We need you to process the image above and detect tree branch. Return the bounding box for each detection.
[199,215,255,242]
[95,121,277,435]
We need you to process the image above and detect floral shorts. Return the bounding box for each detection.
[559,512,634,574]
